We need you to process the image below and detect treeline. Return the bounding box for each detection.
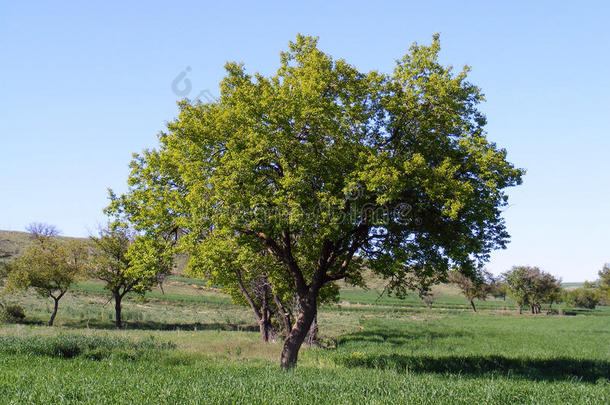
[449,265,610,313]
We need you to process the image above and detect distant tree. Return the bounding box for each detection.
[595,264,610,305]
[6,231,87,326]
[25,223,60,240]
[448,268,492,312]
[535,272,562,312]
[503,266,561,314]
[420,290,439,309]
[565,288,599,309]
[89,223,173,329]
[488,276,507,300]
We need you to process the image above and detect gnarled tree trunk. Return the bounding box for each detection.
[280,293,317,369]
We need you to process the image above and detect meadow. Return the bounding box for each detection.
[0,269,608,405]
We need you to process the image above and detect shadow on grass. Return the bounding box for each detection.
[334,328,609,382]
[337,329,472,346]
[333,352,609,383]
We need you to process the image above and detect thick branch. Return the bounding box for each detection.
[235,268,262,321]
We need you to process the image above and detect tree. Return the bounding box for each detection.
[89,223,173,329]
[565,288,599,309]
[488,276,507,300]
[6,229,87,326]
[448,268,492,312]
[110,35,523,368]
[26,223,60,239]
[503,266,531,314]
[503,266,561,314]
[595,264,610,305]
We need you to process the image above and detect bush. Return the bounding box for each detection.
[565,288,599,309]
[0,304,26,323]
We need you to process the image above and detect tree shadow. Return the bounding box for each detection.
[334,352,609,382]
[337,329,472,346]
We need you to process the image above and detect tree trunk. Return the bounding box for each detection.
[518,305,522,314]
[280,294,316,370]
[469,298,477,313]
[49,297,59,326]
[114,292,123,329]
[259,286,271,343]
[530,304,535,314]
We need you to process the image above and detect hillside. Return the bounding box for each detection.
[0,230,86,263]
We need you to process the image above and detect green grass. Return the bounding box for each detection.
[0,242,608,404]
[1,315,608,404]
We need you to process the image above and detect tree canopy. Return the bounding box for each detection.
[88,223,173,328]
[448,268,493,312]
[109,34,524,368]
[503,266,562,314]
[6,227,87,325]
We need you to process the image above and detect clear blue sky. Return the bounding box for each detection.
[1,1,608,281]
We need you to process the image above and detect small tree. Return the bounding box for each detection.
[503,266,561,314]
[488,276,507,300]
[448,269,492,312]
[89,223,173,329]
[595,264,610,305]
[565,288,599,309]
[26,223,60,240]
[6,230,87,326]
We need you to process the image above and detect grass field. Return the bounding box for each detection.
[1,232,608,404]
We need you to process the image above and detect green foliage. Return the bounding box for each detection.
[89,223,172,297]
[6,236,87,298]
[0,304,26,323]
[503,266,562,313]
[109,34,523,365]
[4,228,88,325]
[565,288,599,309]
[595,264,610,305]
[448,268,492,310]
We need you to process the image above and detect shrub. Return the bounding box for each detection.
[565,288,599,309]
[0,304,26,323]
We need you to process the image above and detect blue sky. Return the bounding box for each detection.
[1,1,608,281]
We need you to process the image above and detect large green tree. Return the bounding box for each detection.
[111,34,523,368]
